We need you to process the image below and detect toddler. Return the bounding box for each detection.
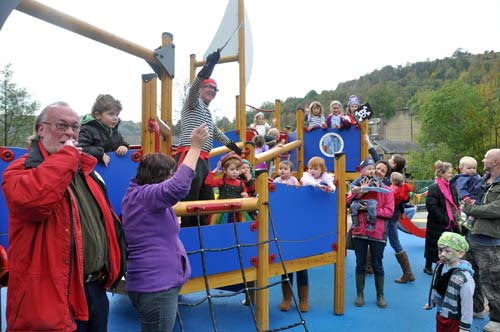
[274,161,300,186]
[79,94,129,166]
[424,232,474,332]
[253,135,269,171]
[250,111,271,137]
[301,156,336,192]
[204,152,252,224]
[350,159,383,231]
[389,172,413,213]
[450,156,481,230]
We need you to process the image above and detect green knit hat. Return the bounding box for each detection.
[438,232,469,252]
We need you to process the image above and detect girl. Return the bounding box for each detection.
[305,101,326,131]
[324,100,351,129]
[424,160,461,275]
[346,95,360,125]
[301,156,336,192]
[273,160,300,186]
[250,111,271,137]
[204,152,253,224]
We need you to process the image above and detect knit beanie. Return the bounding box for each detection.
[438,232,469,252]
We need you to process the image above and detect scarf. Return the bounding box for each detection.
[436,177,459,230]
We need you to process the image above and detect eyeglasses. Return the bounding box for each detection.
[203,84,219,92]
[42,121,81,132]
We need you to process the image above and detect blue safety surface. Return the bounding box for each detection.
[4,230,491,332]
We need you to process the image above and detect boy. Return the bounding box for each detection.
[350,158,383,231]
[79,94,129,166]
[424,232,474,332]
[450,156,481,230]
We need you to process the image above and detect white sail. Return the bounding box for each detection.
[203,0,253,85]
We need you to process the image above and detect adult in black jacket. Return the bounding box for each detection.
[424,160,460,275]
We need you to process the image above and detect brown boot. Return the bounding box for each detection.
[366,249,374,274]
[375,276,387,308]
[298,285,309,312]
[394,251,416,283]
[279,282,293,311]
[355,273,365,307]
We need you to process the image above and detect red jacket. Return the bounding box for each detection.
[2,142,122,332]
[390,183,413,207]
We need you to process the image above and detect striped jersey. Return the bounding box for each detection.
[179,77,231,152]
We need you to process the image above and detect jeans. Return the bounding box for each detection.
[128,287,181,332]
[404,205,417,220]
[75,281,109,332]
[282,270,308,286]
[353,237,386,276]
[387,213,404,254]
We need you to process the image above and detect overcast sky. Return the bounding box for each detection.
[1,0,499,124]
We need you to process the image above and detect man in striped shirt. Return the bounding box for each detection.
[176,50,242,227]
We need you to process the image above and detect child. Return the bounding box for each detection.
[390,172,413,214]
[204,152,252,224]
[253,135,269,171]
[450,156,481,230]
[274,160,300,186]
[239,159,256,197]
[424,232,474,332]
[266,128,285,149]
[350,159,383,231]
[305,101,326,131]
[301,156,336,192]
[79,94,129,166]
[250,111,271,137]
[346,95,360,125]
[323,100,352,129]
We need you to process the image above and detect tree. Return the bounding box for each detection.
[1,64,39,147]
[415,80,487,168]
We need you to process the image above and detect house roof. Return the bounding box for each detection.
[374,140,420,154]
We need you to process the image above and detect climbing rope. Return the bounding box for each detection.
[176,202,309,332]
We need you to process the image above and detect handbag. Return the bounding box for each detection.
[346,227,354,250]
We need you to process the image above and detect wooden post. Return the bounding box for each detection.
[238,0,246,143]
[334,153,347,315]
[16,0,158,64]
[296,108,305,180]
[255,171,269,331]
[360,120,369,161]
[141,74,158,155]
[160,32,174,155]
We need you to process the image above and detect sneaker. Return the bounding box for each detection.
[483,320,500,332]
[473,310,489,319]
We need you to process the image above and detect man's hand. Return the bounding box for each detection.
[197,50,220,79]
[191,123,209,149]
[225,140,242,155]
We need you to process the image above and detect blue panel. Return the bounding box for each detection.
[94,152,139,216]
[0,147,27,248]
[288,127,362,172]
[268,184,338,261]
[180,183,339,277]
[181,221,259,278]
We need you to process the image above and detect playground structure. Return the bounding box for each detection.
[0,1,383,331]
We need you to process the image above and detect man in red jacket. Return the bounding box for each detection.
[2,102,124,332]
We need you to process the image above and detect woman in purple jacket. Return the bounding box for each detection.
[121,124,208,332]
